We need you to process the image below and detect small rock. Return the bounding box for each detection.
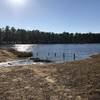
[24,86,30,89]
[8,63,12,65]
[68,95,73,99]
[75,96,82,100]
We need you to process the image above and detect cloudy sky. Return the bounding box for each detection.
[0,0,100,33]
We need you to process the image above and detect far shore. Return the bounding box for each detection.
[0,48,100,100]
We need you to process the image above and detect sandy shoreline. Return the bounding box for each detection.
[0,48,100,100]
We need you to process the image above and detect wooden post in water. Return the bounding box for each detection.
[54,52,57,57]
[74,53,76,61]
[36,52,38,57]
[63,53,65,60]
[32,53,34,57]
[48,52,50,56]
[48,52,50,60]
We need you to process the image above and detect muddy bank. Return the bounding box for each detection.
[0,49,53,67]
[0,49,17,62]
[0,49,100,100]
[6,48,33,58]
[0,48,32,62]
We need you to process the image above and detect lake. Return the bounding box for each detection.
[9,44,100,63]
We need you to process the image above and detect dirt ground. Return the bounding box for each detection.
[0,49,100,100]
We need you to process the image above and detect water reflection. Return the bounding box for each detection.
[12,44,33,52]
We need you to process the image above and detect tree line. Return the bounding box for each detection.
[0,26,100,44]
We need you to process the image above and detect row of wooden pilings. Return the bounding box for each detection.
[32,52,76,61]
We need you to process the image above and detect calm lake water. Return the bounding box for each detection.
[10,44,100,63]
[0,44,100,66]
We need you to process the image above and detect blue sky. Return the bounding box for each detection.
[0,0,100,33]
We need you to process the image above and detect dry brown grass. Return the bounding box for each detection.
[0,49,100,100]
[0,49,17,62]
